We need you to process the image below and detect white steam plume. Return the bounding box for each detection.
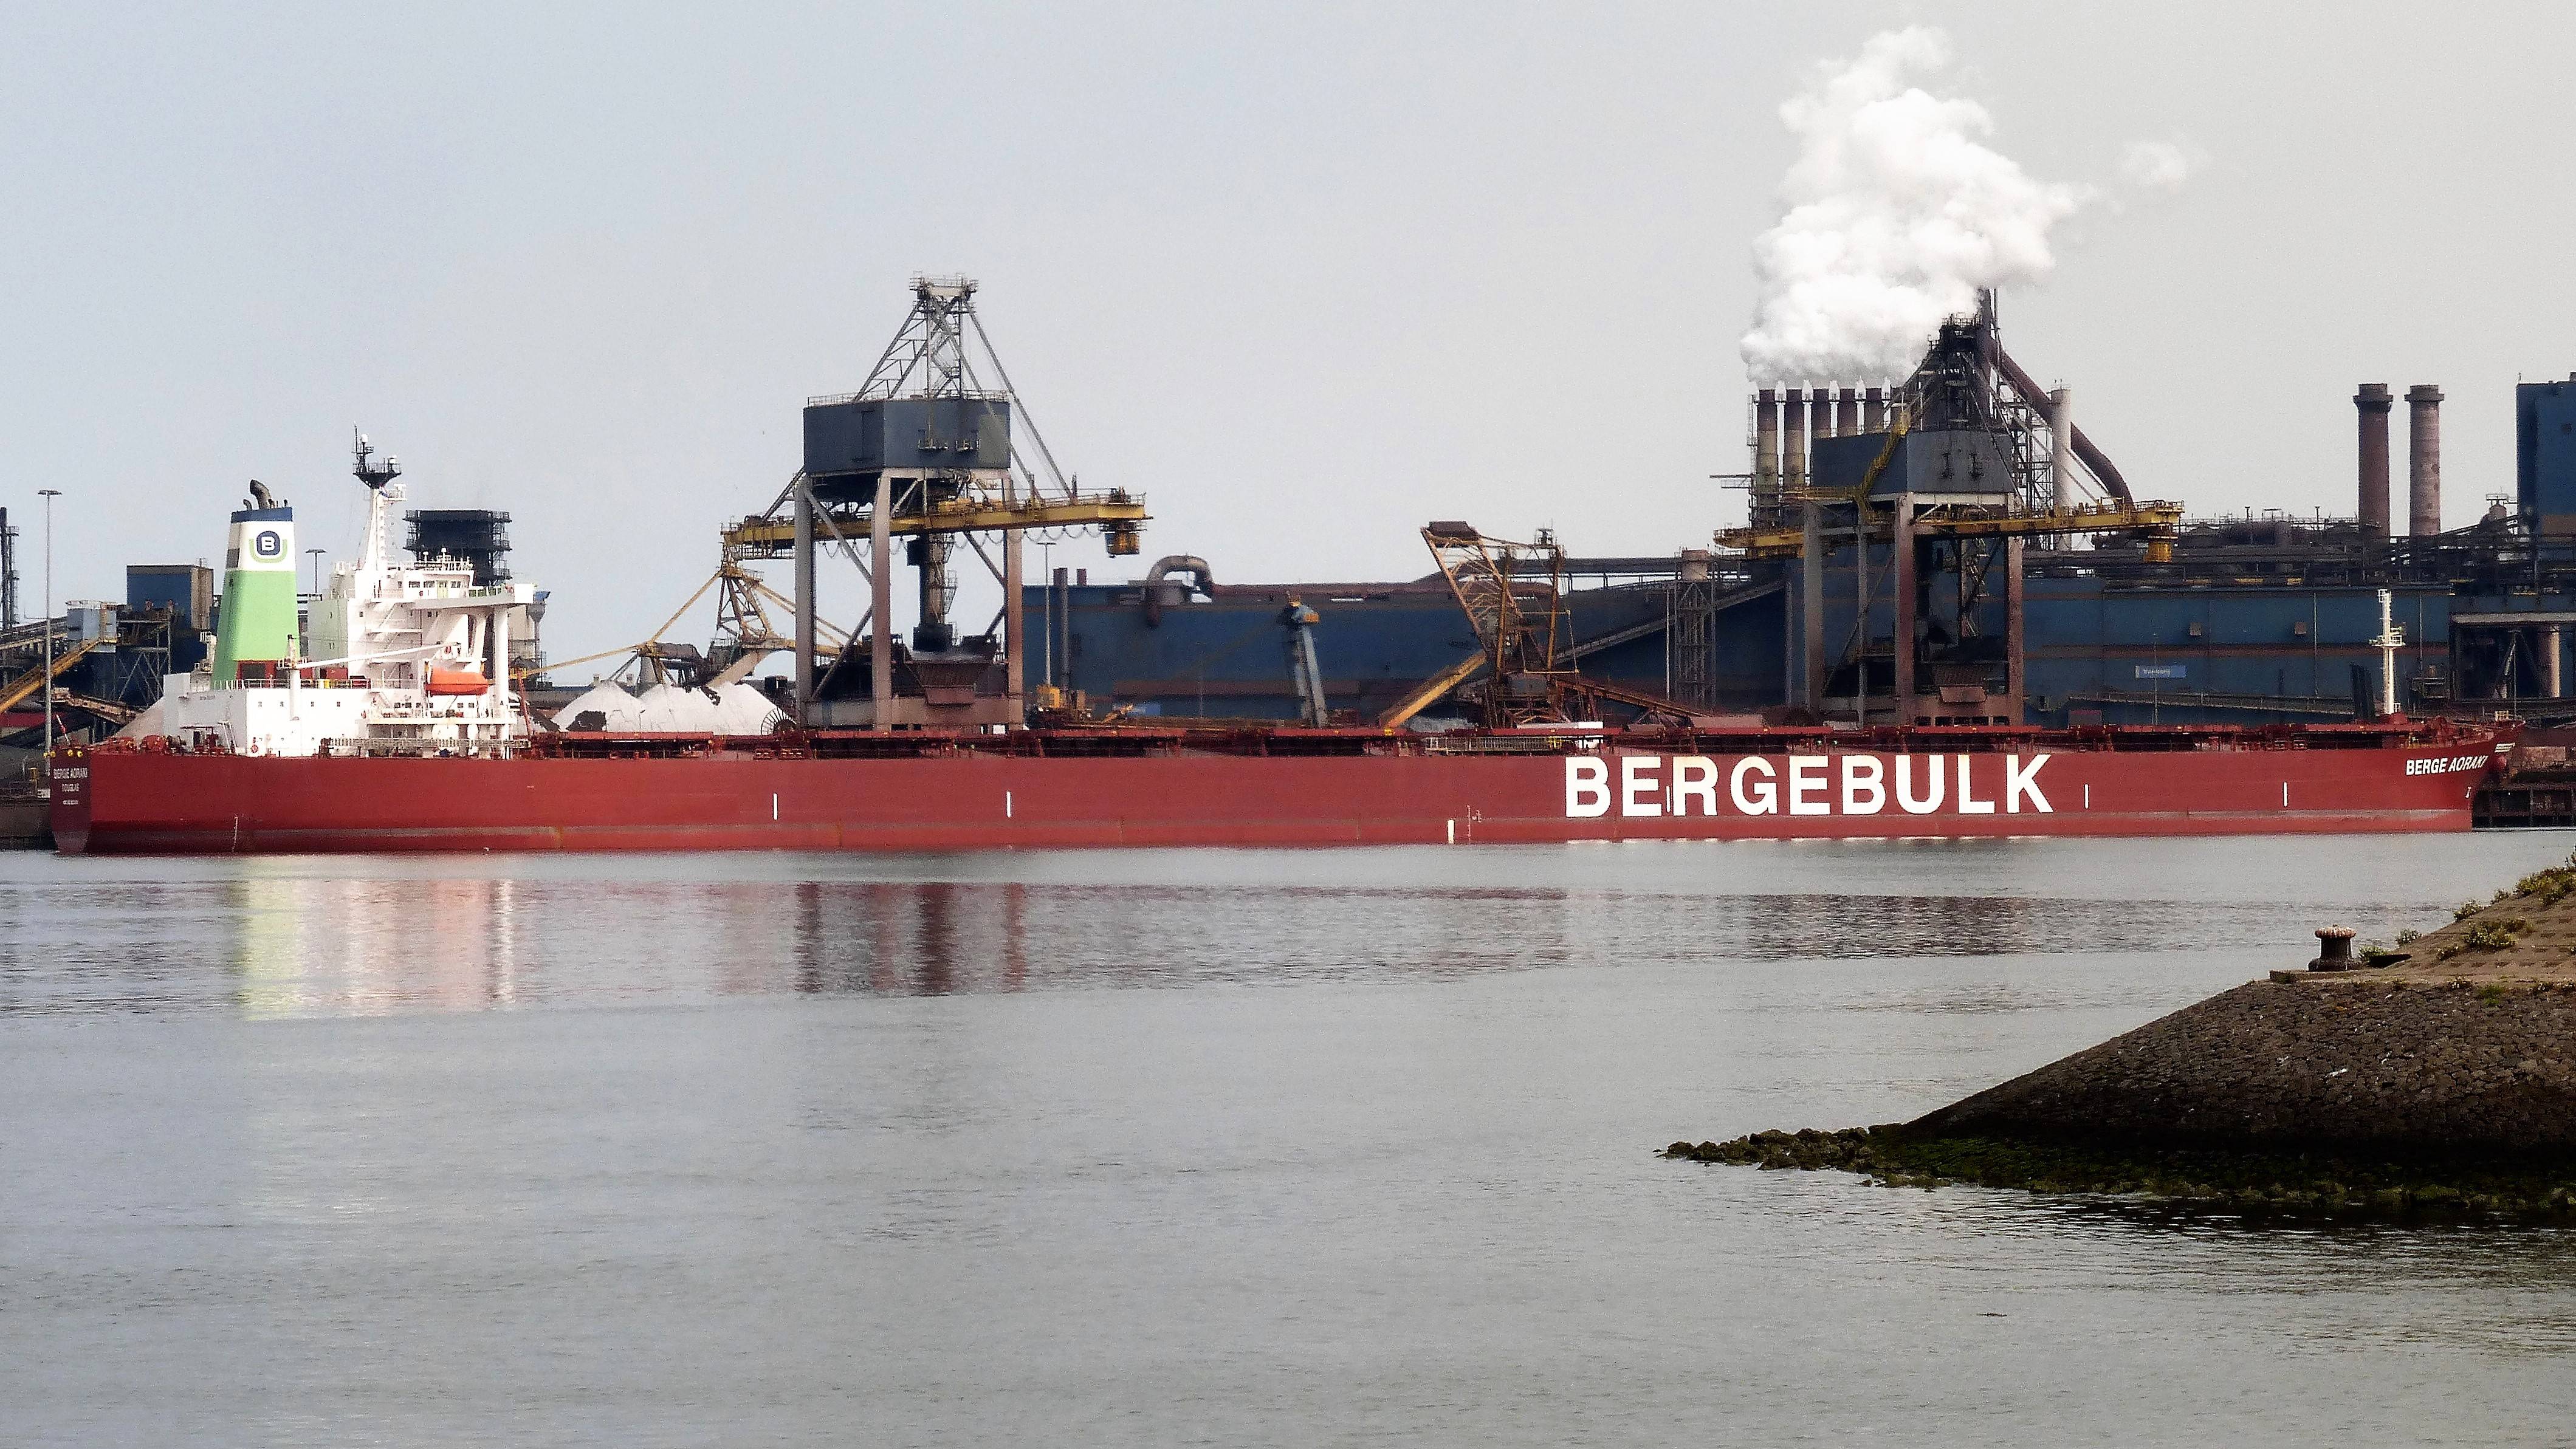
[2119,139,2194,191]
[1740,29,2089,385]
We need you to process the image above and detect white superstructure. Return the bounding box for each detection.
[154,438,537,758]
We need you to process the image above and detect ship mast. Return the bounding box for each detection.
[352,426,403,580]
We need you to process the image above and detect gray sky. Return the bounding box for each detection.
[8,2,2575,661]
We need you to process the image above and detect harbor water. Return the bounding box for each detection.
[7,836,2576,1445]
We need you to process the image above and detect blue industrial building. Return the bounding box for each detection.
[2521,376,2576,540]
[1027,550,2567,728]
[1021,558,1740,722]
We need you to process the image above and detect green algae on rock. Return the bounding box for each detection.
[1661,1126,2576,1221]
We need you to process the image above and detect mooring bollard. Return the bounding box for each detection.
[2309,925,2357,972]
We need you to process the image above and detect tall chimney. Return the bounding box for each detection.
[2049,388,2074,515]
[1862,385,1886,434]
[1835,386,1859,437]
[2408,384,2444,536]
[1753,389,1781,527]
[1811,386,1836,442]
[1782,388,1808,494]
[2355,383,2392,539]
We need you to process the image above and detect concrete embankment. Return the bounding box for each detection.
[0,796,49,849]
[1669,858,2576,1217]
[1911,977,2576,1156]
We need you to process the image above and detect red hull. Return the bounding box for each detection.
[50,724,2509,854]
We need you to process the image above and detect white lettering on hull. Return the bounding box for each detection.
[2005,756,2051,813]
[1576,753,2055,820]
[1730,757,1775,814]
[1672,757,1718,815]
[1568,757,1611,817]
[1895,755,1942,814]
[1841,755,1884,815]
[1621,755,1662,817]
[1787,756,1830,816]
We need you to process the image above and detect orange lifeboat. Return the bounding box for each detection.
[425,666,492,696]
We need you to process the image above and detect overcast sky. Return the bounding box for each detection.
[9,2,2576,662]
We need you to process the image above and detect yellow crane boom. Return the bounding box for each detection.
[1375,651,1487,730]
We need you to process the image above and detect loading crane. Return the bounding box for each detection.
[1378,522,1706,730]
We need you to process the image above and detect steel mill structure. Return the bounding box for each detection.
[30,280,2576,783]
[1027,306,2576,731]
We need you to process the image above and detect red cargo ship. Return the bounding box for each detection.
[41,312,2514,856]
[50,718,2510,854]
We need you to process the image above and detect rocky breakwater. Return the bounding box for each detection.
[1668,859,2576,1219]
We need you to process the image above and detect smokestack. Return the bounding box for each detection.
[2049,388,2073,515]
[1753,389,1781,526]
[1835,386,1859,437]
[2408,384,2444,536]
[1811,386,1836,441]
[2355,383,2392,540]
[1862,385,1885,434]
[1782,388,1808,494]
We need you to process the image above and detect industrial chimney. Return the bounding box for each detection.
[1810,387,1836,442]
[2049,388,2074,515]
[1753,389,1781,527]
[2355,383,2392,539]
[1834,386,1859,437]
[1782,388,1808,495]
[1862,386,1885,434]
[2407,384,2444,536]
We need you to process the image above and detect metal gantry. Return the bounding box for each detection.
[720,276,1146,729]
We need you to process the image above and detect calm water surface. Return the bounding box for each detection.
[7,836,2576,1445]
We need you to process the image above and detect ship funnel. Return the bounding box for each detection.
[211,492,299,684]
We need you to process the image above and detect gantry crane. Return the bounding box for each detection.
[723,276,1148,729]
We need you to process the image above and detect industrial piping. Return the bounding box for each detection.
[1142,555,1217,595]
[1141,554,1215,628]
[1986,342,2134,504]
[2355,383,2392,539]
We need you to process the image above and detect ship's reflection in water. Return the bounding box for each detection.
[0,839,2532,1019]
[224,877,2171,1011]
[228,873,534,1019]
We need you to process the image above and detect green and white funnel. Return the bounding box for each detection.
[211,498,298,684]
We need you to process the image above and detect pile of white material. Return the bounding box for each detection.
[114,699,167,741]
[552,681,785,735]
[554,682,646,731]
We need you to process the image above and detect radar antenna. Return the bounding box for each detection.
[352,426,402,491]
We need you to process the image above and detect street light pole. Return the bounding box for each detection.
[306,547,325,600]
[37,488,59,781]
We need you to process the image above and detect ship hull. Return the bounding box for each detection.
[51,729,2508,855]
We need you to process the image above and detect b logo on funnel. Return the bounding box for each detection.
[254,529,284,558]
